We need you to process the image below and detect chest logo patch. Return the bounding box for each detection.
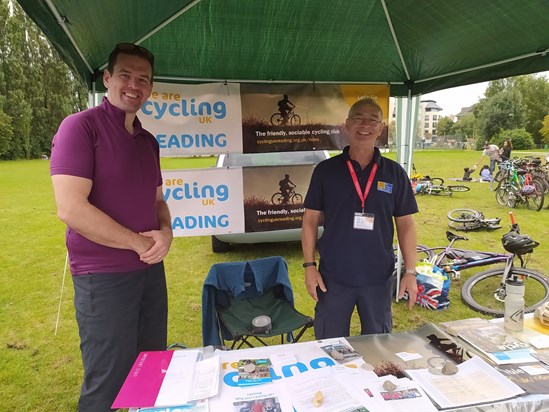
[377,181,393,194]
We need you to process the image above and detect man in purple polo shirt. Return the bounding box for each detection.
[301,98,418,340]
[50,43,172,412]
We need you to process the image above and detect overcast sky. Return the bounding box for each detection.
[421,70,549,116]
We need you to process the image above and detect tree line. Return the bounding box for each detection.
[0,0,87,160]
[436,75,549,150]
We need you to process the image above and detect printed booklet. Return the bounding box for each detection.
[237,358,272,386]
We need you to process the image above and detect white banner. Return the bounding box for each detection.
[141,83,243,156]
[162,168,244,237]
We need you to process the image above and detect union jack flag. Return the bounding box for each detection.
[417,285,442,310]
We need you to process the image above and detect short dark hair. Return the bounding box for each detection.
[106,43,155,79]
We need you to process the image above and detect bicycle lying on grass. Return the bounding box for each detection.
[447,208,502,231]
[414,178,470,196]
[395,213,549,316]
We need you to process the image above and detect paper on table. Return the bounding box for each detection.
[155,349,201,406]
[188,355,220,401]
[283,366,367,411]
[405,356,525,409]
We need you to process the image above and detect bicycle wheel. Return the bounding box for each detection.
[447,208,480,223]
[461,267,549,316]
[526,179,544,211]
[447,185,470,193]
[289,114,301,126]
[495,186,509,206]
[290,193,303,204]
[393,244,435,265]
[270,113,284,126]
[489,170,503,191]
[429,178,444,186]
[448,220,482,231]
[270,192,285,205]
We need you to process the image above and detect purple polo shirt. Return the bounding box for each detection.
[304,146,418,286]
[50,97,162,275]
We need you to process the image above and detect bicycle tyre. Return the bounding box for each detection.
[447,208,480,223]
[526,179,544,211]
[447,185,470,193]
[291,193,303,204]
[489,170,503,192]
[270,113,284,126]
[461,267,549,316]
[495,186,509,207]
[270,192,285,205]
[289,114,301,126]
[448,220,482,231]
[429,178,444,186]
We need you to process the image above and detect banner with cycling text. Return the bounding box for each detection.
[162,168,244,237]
[140,82,390,156]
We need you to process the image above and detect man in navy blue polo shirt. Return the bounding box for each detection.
[301,98,418,339]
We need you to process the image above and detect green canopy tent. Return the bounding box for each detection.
[16,0,549,163]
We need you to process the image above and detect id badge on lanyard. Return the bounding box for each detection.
[347,160,377,231]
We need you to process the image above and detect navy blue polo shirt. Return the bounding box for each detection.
[304,146,418,287]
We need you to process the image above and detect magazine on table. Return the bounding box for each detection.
[457,324,537,365]
[317,338,361,364]
[237,358,272,386]
[494,362,549,394]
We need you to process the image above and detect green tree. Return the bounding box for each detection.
[540,114,549,146]
[474,88,527,146]
[451,112,477,142]
[492,128,534,150]
[435,116,454,137]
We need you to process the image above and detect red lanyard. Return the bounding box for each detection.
[346,160,378,212]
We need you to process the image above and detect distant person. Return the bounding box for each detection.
[279,174,296,203]
[277,94,295,124]
[239,402,252,412]
[475,141,500,173]
[462,167,474,181]
[480,165,492,182]
[500,139,512,161]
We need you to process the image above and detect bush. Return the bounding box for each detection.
[491,128,535,150]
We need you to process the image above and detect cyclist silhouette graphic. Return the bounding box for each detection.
[279,174,296,204]
[277,94,295,125]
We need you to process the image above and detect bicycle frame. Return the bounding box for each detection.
[419,233,516,287]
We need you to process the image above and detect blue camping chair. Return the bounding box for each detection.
[202,256,314,349]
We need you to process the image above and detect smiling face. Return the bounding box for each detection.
[103,53,153,114]
[345,101,383,148]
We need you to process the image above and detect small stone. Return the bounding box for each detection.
[312,391,324,407]
[383,380,397,391]
[442,361,458,375]
[331,349,344,360]
[361,362,375,371]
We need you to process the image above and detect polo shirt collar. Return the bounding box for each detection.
[100,96,145,137]
[342,145,382,168]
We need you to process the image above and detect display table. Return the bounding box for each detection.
[120,322,549,411]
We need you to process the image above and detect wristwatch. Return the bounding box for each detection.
[303,261,317,268]
[404,268,417,276]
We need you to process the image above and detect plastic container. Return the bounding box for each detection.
[504,280,525,332]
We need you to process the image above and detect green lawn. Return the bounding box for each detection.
[1,150,548,411]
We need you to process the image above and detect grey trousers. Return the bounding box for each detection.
[313,276,394,339]
[72,263,168,412]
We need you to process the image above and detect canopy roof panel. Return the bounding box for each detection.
[17,0,549,95]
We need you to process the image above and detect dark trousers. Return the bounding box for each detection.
[314,277,394,339]
[72,263,168,412]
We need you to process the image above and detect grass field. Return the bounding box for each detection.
[1,149,548,411]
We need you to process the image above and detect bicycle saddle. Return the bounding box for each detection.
[446,231,468,242]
